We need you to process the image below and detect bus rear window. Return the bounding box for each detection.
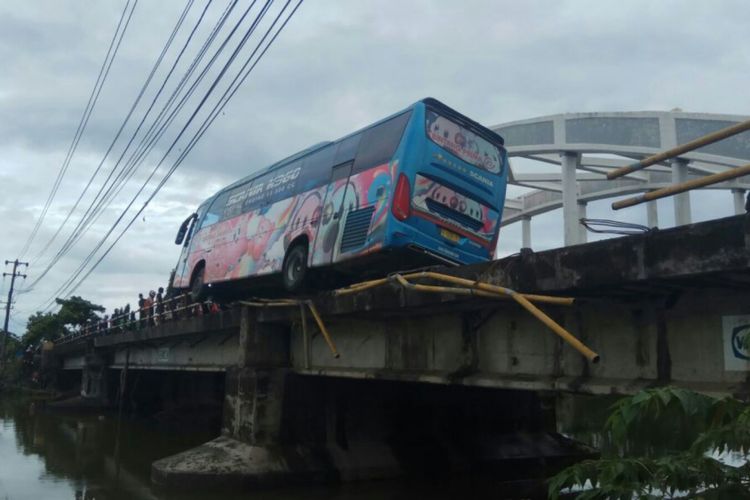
[426,109,502,174]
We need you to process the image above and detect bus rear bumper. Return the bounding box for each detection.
[386,223,491,266]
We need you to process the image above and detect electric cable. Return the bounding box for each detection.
[30,0,198,268]
[24,0,213,291]
[18,0,138,259]
[34,0,289,311]
[27,0,241,289]
[49,0,302,307]
[58,0,241,256]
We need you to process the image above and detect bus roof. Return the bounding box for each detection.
[210,97,504,200]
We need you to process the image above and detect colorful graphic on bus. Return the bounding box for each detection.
[172,98,508,294]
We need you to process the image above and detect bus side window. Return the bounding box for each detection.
[353,111,412,173]
[297,144,335,191]
[266,159,304,206]
[199,191,230,229]
[223,181,253,220]
[334,133,361,165]
[331,161,353,182]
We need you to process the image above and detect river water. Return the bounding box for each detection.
[0,395,558,500]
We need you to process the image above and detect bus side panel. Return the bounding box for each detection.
[187,185,327,286]
[209,197,295,282]
[278,185,326,266]
[319,162,394,265]
[177,225,215,287]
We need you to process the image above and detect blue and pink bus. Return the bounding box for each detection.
[172,98,508,297]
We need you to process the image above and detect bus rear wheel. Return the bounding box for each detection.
[190,266,206,302]
[282,243,308,292]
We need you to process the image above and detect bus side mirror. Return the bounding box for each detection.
[175,213,197,245]
[175,224,188,245]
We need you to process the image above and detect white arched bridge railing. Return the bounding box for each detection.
[491,111,750,247]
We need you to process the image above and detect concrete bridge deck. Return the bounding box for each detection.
[53,213,750,397]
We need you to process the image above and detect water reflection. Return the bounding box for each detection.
[0,396,560,500]
[0,397,214,500]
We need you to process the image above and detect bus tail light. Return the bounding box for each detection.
[392,174,411,221]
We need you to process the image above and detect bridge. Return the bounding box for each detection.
[492,111,750,247]
[45,213,750,488]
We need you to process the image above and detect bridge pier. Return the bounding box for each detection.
[80,350,109,407]
[152,308,334,488]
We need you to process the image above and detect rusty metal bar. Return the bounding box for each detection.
[613,162,750,210]
[607,119,750,180]
[406,271,575,306]
[300,303,311,369]
[306,301,340,358]
[391,274,598,363]
[508,292,598,363]
[238,298,340,359]
[333,277,390,295]
[335,272,574,306]
[237,300,299,307]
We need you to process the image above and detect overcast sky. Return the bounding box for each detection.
[0,0,748,333]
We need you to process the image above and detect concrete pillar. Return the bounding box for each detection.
[671,159,692,226]
[153,307,332,488]
[647,201,659,229]
[578,201,587,244]
[80,351,108,406]
[224,307,290,443]
[560,152,580,246]
[732,188,746,215]
[521,216,531,249]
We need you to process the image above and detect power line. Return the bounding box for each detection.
[49,0,239,267]
[24,0,204,291]
[18,0,138,259]
[42,0,303,308]
[24,0,239,294]
[30,0,199,268]
[32,0,275,310]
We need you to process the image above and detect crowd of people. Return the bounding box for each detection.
[74,287,222,339]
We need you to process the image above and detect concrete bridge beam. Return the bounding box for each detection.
[80,350,109,406]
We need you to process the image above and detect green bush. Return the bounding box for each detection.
[549,387,750,499]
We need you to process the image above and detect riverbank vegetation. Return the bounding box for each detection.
[1,296,103,386]
[549,387,750,498]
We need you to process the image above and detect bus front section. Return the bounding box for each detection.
[388,99,508,265]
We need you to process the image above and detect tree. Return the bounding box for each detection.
[55,296,104,330]
[22,311,63,347]
[549,387,750,499]
[21,296,105,348]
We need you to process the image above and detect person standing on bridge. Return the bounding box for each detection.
[155,287,164,325]
[113,308,120,334]
[123,303,131,330]
[138,293,146,328]
[145,291,155,327]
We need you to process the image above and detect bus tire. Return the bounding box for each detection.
[190,265,206,302]
[282,243,308,292]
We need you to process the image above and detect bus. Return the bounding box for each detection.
[171,98,508,298]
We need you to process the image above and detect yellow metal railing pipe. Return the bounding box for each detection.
[238,299,340,359]
[607,118,750,180]
[391,274,599,363]
[408,271,575,306]
[334,271,574,306]
[306,301,340,359]
[509,292,599,363]
[612,162,750,210]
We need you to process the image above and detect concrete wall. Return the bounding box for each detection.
[290,287,750,397]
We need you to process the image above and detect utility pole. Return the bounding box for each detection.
[1,259,28,374]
